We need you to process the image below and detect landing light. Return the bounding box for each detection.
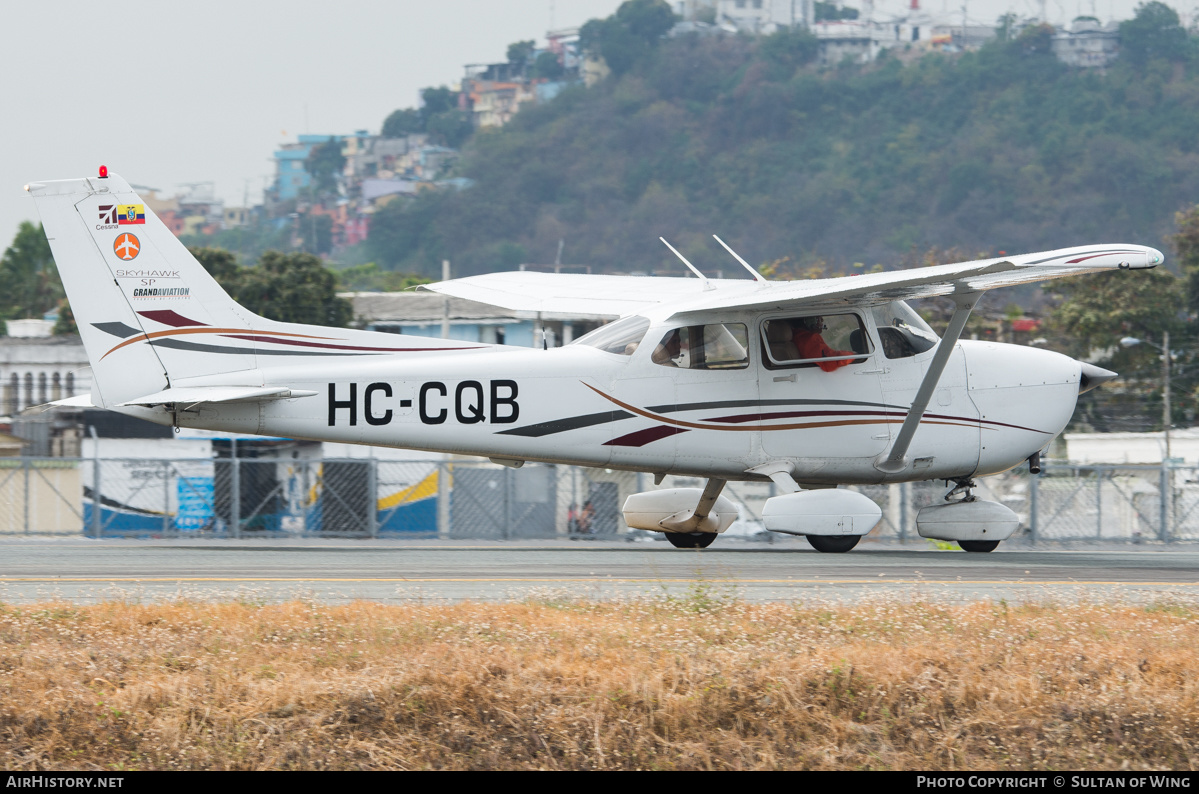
[98,165,108,179]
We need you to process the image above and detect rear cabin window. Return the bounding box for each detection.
[761,313,872,370]
[651,323,749,370]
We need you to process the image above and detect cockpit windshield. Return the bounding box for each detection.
[569,315,650,356]
[870,301,939,359]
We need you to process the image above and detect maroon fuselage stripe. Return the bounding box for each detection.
[604,426,690,447]
[219,334,479,353]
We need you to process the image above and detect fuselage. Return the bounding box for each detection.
[141,304,1082,486]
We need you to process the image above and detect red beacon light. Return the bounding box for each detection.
[98,165,108,179]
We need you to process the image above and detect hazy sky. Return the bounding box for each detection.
[0,0,1173,237]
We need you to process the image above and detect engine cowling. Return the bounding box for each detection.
[622,488,739,534]
[761,489,882,536]
[916,499,1019,542]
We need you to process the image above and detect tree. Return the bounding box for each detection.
[758,27,819,78]
[507,40,536,68]
[189,246,353,327]
[814,2,859,21]
[1047,269,1183,358]
[190,246,242,287]
[52,299,76,335]
[1014,22,1055,55]
[1120,1,1188,64]
[425,109,474,149]
[241,251,353,327]
[1047,269,1194,431]
[0,221,62,324]
[532,50,565,80]
[420,86,458,119]
[580,0,676,76]
[335,262,431,292]
[1172,204,1199,315]
[382,108,423,138]
[305,137,346,197]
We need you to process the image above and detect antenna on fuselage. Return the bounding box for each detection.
[713,235,767,284]
[658,237,713,290]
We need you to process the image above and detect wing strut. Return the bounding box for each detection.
[659,238,713,290]
[875,291,978,474]
[712,235,768,284]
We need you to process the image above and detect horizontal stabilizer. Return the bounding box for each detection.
[50,394,97,409]
[118,386,318,407]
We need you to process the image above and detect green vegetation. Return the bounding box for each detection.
[190,247,353,327]
[382,86,474,149]
[0,221,66,334]
[367,2,1199,284]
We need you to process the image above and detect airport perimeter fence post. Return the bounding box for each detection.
[162,460,171,537]
[1029,467,1039,544]
[368,457,378,539]
[437,462,450,539]
[1160,462,1170,543]
[91,456,101,538]
[22,457,29,536]
[898,482,909,542]
[231,454,241,539]
[1095,468,1103,541]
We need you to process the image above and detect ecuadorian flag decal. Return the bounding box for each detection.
[117,204,145,224]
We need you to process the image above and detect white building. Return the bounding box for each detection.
[0,334,91,416]
[1052,18,1119,68]
[1065,429,1199,466]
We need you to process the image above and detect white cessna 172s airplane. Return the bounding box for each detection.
[27,169,1162,552]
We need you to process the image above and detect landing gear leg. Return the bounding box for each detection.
[944,478,978,503]
[662,478,725,549]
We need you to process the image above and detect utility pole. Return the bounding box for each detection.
[1163,329,1172,463]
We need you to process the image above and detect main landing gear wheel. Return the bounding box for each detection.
[666,532,717,549]
[806,535,862,553]
[958,540,1000,553]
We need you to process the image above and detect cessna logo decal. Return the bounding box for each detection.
[328,381,519,427]
[97,204,118,229]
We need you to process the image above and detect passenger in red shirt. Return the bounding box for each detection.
[791,317,852,372]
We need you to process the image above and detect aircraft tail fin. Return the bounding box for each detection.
[26,171,480,409]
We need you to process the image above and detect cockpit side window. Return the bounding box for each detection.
[569,315,650,356]
[869,301,939,359]
[652,323,749,369]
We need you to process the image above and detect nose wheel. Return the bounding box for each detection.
[666,532,717,549]
[958,540,1000,553]
[806,535,862,553]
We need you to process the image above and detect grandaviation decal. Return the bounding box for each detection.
[90,310,482,359]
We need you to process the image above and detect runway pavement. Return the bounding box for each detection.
[1,536,1198,604]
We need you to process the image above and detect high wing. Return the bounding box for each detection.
[421,244,1163,319]
[418,273,758,319]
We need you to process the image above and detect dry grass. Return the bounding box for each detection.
[0,588,1196,770]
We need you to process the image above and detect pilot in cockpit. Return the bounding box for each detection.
[791,316,852,372]
[652,329,683,366]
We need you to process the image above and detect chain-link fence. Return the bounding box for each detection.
[1,456,1197,541]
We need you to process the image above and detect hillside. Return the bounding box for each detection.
[367,20,1199,278]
